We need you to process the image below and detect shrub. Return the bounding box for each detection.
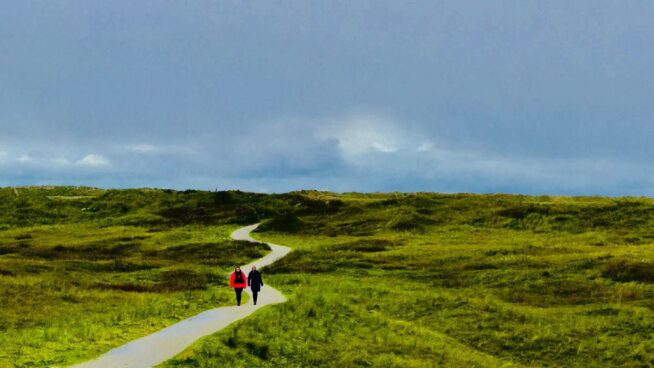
[0,269,15,276]
[266,251,336,274]
[602,261,654,283]
[258,211,303,232]
[94,283,152,292]
[329,239,394,252]
[497,204,552,219]
[157,269,209,291]
[234,206,260,224]
[93,269,210,293]
[386,209,435,232]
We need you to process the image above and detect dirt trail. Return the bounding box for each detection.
[71,224,290,368]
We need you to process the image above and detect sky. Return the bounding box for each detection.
[1,1,654,195]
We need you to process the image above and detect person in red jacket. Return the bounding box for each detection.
[229,266,247,306]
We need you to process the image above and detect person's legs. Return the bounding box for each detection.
[235,288,242,306]
[252,290,258,305]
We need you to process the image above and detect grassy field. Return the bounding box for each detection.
[163,192,654,367]
[3,188,654,366]
[0,187,273,367]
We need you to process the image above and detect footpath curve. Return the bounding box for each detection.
[72,224,291,368]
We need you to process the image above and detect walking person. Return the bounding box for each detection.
[248,265,264,305]
[230,266,247,306]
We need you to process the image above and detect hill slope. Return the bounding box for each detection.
[2,187,654,366]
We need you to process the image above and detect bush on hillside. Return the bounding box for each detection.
[386,209,436,232]
[602,260,654,283]
[497,204,552,219]
[258,211,303,232]
[329,239,394,252]
[234,206,260,224]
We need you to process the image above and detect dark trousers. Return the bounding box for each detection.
[234,288,243,306]
[252,290,259,305]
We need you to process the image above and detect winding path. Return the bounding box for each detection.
[72,224,291,368]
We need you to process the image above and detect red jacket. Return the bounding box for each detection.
[230,271,247,288]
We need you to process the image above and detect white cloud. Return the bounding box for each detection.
[76,154,110,167]
[370,142,398,153]
[417,141,434,152]
[0,152,34,166]
[0,151,105,168]
[315,114,403,157]
[125,144,157,153]
[123,143,194,156]
[16,154,32,163]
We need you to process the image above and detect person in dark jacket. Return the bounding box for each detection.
[248,265,264,305]
[229,266,247,306]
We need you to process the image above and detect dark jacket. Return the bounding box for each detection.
[248,270,263,291]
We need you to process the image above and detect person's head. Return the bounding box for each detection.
[235,266,241,272]
[251,265,257,271]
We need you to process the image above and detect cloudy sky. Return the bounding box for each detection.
[2,1,654,195]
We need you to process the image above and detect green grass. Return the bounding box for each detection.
[5,188,654,366]
[0,222,271,367]
[163,192,654,367]
[0,187,279,367]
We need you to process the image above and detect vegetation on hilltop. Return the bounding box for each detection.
[3,187,654,366]
[167,190,654,367]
